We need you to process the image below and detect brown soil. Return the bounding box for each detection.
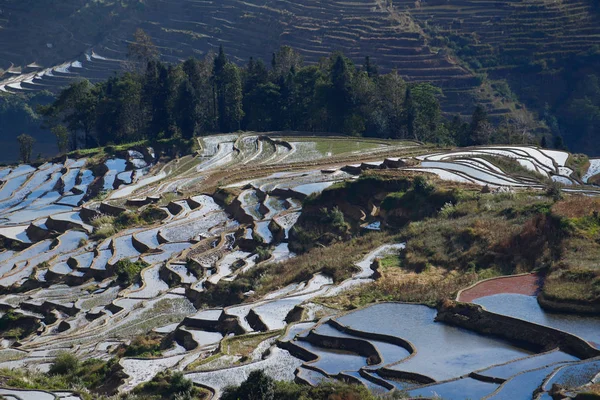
[458,273,541,303]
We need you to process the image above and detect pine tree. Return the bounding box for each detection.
[404,87,416,140]
[221,63,244,132]
[177,80,199,139]
[213,46,230,132]
[17,134,35,163]
[553,135,567,150]
[328,53,355,132]
[363,56,379,78]
[469,105,490,145]
[214,46,227,78]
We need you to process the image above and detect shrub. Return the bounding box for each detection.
[115,211,141,227]
[140,206,167,223]
[0,311,39,339]
[256,246,272,262]
[222,370,274,400]
[91,214,117,240]
[115,259,148,286]
[222,371,382,400]
[48,352,79,376]
[439,202,457,218]
[133,370,202,400]
[546,181,563,201]
[413,175,434,195]
[119,334,163,357]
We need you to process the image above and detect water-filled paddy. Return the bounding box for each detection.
[296,367,332,385]
[343,371,389,393]
[103,159,127,191]
[407,377,499,400]
[254,221,273,244]
[486,365,560,400]
[141,242,192,264]
[292,181,338,196]
[335,303,533,381]
[476,350,579,380]
[313,323,410,366]
[295,340,369,374]
[542,359,600,390]
[186,347,302,394]
[474,294,600,348]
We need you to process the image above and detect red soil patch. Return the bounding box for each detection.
[458,273,541,303]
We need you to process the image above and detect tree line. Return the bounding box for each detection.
[38,31,543,153]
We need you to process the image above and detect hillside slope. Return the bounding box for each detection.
[1,0,599,152]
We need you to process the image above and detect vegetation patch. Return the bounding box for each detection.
[0,311,39,340]
[132,370,207,400]
[0,352,122,396]
[116,333,165,358]
[199,232,393,306]
[91,207,166,240]
[188,331,281,371]
[221,370,398,400]
[476,154,547,181]
[115,259,149,286]
[295,172,600,308]
[567,153,590,181]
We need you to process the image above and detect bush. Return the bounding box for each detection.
[140,206,167,223]
[48,352,79,376]
[439,202,458,218]
[133,370,202,400]
[0,311,39,339]
[115,211,141,227]
[119,334,163,357]
[222,370,274,400]
[546,181,563,201]
[256,246,272,262]
[222,371,383,400]
[115,259,148,286]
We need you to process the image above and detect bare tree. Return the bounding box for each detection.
[125,28,159,71]
[511,109,536,143]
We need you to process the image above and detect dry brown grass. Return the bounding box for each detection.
[319,267,482,309]
[250,232,394,298]
[368,168,483,192]
[589,174,600,185]
[186,331,281,371]
[581,383,600,395]
[552,196,600,218]
[222,331,281,359]
[543,266,600,303]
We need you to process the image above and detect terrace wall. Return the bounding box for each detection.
[437,300,600,360]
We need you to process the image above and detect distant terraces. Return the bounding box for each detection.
[402,0,600,72]
[6,0,595,119]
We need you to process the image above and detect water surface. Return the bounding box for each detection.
[474,294,600,348]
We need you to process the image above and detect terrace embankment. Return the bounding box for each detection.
[537,293,600,315]
[436,300,600,360]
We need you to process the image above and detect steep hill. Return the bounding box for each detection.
[1,0,599,152]
[0,0,503,121]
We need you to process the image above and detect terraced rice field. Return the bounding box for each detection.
[0,0,502,117]
[0,134,598,398]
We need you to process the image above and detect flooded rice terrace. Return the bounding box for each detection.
[0,135,597,399]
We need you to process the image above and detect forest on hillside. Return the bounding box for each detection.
[37,35,545,154]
